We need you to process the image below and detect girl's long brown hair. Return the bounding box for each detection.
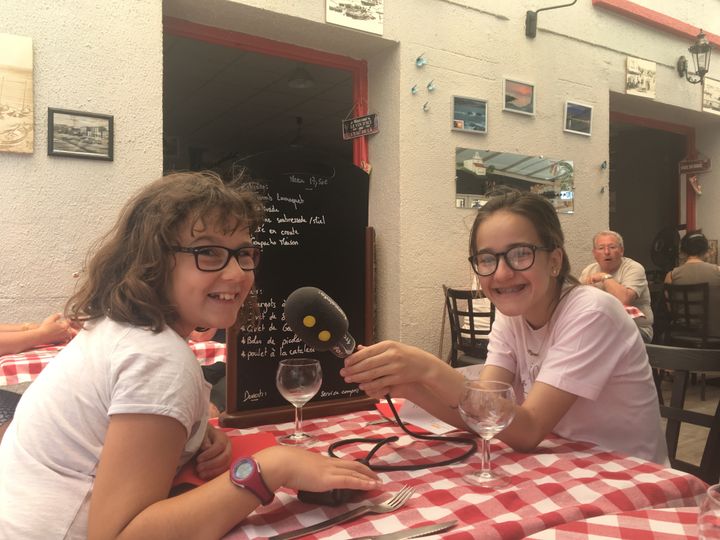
[66,170,265,332]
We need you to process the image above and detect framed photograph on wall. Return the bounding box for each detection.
[325,0,383,35]
[452,96,487,133]
[0,33,34,154]
[702,78,720,116]
[48,108,113,161]
[503,79,535,115]
[563,101,593,136]
[625,57,656,99]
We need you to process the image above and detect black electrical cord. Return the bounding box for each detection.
[328,394,477,472]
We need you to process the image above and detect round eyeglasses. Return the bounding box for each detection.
[171,245,261,272]
[468,244,553,277]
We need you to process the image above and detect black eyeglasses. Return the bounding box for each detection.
[468,244,553,276]
[171,245,261,272]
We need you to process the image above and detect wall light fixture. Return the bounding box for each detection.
[677,30,711,85]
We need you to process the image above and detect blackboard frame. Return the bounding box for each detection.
[221,225,376,428]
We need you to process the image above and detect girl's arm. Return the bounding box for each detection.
[88,414,378,540]
[0,322,36,332]
[492,381,577,451]
[342,341,579,452]
[0,314,74,355]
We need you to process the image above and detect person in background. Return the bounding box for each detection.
[342,192,667,464]
[0,313,76,356]
[0,171,378,540]
[665,231,720,338]
[579,230,654,342]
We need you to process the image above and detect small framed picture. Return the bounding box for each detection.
[48,108,114,160]
[503,78,535,116]
[702,78,720,116]
[563,101,593,136]
[625,57,656,99]
[452,96,487,134]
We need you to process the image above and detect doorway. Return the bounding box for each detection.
[162,18,367,174]
[609,121,686,274]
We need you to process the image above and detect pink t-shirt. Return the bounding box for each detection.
[486,285,668,464]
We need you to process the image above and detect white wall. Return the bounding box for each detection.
[3,0,719,360]
[0,0,163,322]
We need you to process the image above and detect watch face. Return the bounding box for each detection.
[233,459,253,480]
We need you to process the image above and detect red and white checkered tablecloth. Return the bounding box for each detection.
[0,340,227,386]
[525,506,700,539]
[223,411,707,540]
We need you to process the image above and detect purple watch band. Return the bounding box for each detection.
[229,457,274,505]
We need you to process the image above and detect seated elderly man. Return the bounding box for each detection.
[580,230,654,342]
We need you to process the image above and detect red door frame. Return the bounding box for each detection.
[609,111,697,230]
[163,16,369,169]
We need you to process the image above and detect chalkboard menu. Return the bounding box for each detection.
[222,147,376,428]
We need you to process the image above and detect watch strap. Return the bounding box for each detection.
[229,457,275,506]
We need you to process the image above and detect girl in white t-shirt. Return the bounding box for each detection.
[0,171,378,539]
[342,191,667,464]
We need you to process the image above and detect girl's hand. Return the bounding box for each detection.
[255,446,379,492]
[195,424,232,480]
[38,313,74,344]
[340,341,440,399]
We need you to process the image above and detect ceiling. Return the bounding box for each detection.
[163,34,354,171]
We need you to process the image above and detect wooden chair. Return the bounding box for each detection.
[664,283,720,399]
[646,344,720,485]
[443,286,494,368]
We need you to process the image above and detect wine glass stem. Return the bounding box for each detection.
[480,438,492,477]
[294,405,304,435]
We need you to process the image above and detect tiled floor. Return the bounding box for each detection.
[660,376,720,467]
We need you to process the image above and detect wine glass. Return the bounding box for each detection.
[276,358,322,446]
[458,378,516,487]
[699,484,720,539]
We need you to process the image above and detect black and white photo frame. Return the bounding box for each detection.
[48,108,114,161]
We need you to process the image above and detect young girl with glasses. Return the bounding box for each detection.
[0,171,378,539]
[342,191,667,464]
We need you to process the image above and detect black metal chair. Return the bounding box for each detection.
[664,283,720,399]
[646,343,720,484]
[443,286,494,368]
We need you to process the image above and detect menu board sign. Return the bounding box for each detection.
[222,147,375,428]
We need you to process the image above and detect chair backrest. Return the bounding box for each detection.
[664,283,710,347]
[444,286,495,366]
[646,343,720,484]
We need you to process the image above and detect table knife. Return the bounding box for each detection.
[352,519,458,540]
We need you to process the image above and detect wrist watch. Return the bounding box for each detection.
[229,457,274,505]
[601,273,613,282]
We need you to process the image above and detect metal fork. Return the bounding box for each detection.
[269,485,416,540]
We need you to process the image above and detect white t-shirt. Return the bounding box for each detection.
[580,257,654,340]
[0,318,211,539]
[486,285,668,464]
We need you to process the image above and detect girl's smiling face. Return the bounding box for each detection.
[474,210,563,328]
[168,218,255,338]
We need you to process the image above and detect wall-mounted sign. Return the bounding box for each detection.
[342,113,379,140]
[679,158,711,174]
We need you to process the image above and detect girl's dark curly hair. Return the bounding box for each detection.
[66,170,265,332]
